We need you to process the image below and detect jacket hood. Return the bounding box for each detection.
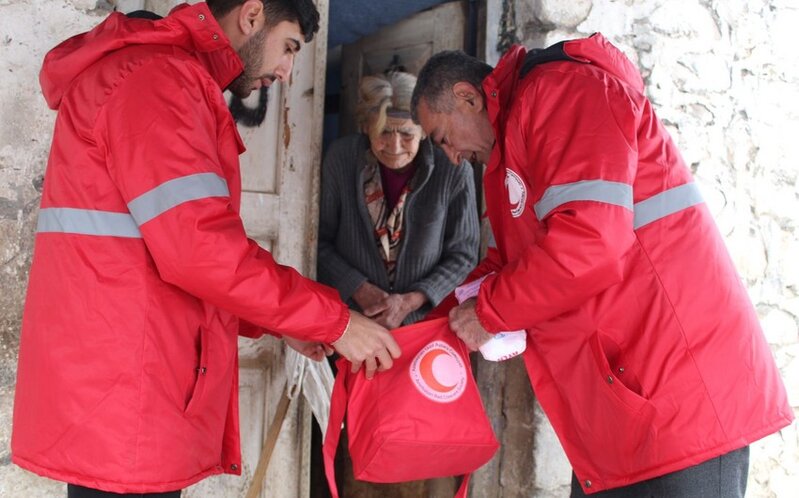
[521,33,644,92]
[485,33,644,116]
[40,3,243,110]
[483,33,644,147]
[559,33,644,92]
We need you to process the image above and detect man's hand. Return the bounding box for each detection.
[284,336,334,361]
[449,298,494,351]
[351,281,389,312]
[364,291,427,329]
[332,310,402,379]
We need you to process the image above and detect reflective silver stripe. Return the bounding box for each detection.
[127,173,229,225]
[534,180,633,220]
[633,182,703,230]
[37,208,142,238]
[532,180,703,229]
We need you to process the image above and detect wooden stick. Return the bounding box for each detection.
[245,385,292,498]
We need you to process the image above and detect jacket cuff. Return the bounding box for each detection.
[475,274,504,334]
[325,304,351,344]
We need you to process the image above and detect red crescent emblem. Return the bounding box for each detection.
[410,341,467,403]
[418,348,457,393]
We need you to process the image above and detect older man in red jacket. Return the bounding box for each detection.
[412,34,793,497]
[12,1,400,497]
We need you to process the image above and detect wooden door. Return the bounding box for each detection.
[339,1,467,136]
[337,2,539,497]
[335,3,467,497]
[151,1,329,497]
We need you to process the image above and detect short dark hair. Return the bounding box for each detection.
[207,0,320,43]
[411,50,493,122]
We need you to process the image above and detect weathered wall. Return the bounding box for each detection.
[483,0,798,496]
[0,0,106,496]
[0,1,190,495]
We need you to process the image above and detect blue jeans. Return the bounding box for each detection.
[570,446,749,498]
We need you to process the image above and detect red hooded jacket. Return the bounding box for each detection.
[471,35,793,493]
[12,3,348,493]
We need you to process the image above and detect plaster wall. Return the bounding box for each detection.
[0,1,104,495]
[483,1,799,496]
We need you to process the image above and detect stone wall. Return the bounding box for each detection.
[0,1,105,496]
[484,0,799,496]
[0,1,188,495]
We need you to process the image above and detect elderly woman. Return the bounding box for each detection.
[318,69,479,498]
[318,71,479,331]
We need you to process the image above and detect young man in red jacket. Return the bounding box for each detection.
[12,1,400,497]
[411,34,793,497]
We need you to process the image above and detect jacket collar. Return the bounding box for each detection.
[409,138,436,191]
[167,3,244,91]
[481,45,527,175]
[482,45,527,140]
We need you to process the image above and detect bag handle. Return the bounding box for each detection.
[455,473,471,498]
[323,360,348,498]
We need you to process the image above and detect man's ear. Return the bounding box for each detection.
[238,0,266,36]
[452,81,484,111]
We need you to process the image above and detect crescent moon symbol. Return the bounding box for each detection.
[418,349,456,393]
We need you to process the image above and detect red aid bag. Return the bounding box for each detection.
[323,317,499,498]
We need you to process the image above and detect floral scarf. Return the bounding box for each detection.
[363,151,413,284]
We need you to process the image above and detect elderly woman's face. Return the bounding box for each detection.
[367,116,424,170]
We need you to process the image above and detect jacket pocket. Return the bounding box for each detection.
[184,326,209,417]
[565,330,657,480]
[588,331,649,413]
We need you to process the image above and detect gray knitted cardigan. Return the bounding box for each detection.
[317,134,480,325]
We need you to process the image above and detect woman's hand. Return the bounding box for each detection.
[364,291,427,329]
[352,281,389,312]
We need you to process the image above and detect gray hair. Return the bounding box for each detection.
[410,50,493,122]
[356,71,418,136]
